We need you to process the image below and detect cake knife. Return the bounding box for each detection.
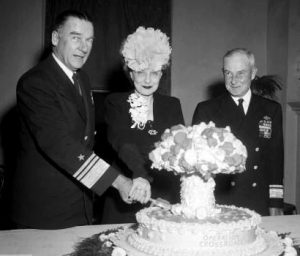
[149,198,171,210]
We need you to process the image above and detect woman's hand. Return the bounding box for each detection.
[129,177,151,204]
[112,174,134,204]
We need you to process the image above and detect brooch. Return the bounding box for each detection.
[148,129,158,136]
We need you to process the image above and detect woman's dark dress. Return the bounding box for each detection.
[100,92,185,223]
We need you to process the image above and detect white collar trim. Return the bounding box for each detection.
[231,89,252,114]
[52,53,74,83]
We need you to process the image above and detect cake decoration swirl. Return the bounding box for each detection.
[149,122,247,219]
[70,122,297,256]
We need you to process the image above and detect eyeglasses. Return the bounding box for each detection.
[223,70,249,81]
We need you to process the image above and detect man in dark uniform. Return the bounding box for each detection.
[12,10,150,229]
[192,48,284,216]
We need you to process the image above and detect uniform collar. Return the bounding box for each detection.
[52,53,74,83]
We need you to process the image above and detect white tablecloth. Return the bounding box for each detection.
[0,215,299,256]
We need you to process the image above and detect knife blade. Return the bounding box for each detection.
[149,198,171,210]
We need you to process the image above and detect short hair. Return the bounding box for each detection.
[223,48,256,68]
[52,10,93,32]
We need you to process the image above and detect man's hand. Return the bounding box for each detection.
[269,207,284,216]
[129,177,151,204]
[112,175,133,204]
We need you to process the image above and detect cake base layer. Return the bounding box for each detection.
[124,205,271,256]
[113,226,284,256]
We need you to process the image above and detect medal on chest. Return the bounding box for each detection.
[258,116,272,139]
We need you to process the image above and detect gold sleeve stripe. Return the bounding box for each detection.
[269,187,284,199]
[77,155,99,180]
[73,153,97,179]
[73,153,109,188]
[79,158,109,188]
[269,184,284,188]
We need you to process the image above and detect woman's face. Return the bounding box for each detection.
[130,69,162,96]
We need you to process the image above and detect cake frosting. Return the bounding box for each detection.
[70,122,297,256]
[127,189,268,256]
[127,203,270,255]
[120,122,290,256]
[148,122,248,220]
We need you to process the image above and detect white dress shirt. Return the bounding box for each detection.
[231,89,251,115]
[52,53,74,83]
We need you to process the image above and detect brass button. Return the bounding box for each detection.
[253,165,258,170]
[252,182,257,187]
[231,181,236,187]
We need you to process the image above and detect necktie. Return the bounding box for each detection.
[72,73,82,96]
[238,98,245,116]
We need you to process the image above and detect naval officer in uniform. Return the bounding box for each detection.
[11,10,150,229]
[192,48,284,216]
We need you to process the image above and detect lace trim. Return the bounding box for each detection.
[127,92,151,130]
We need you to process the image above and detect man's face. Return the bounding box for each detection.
[130,69,162,96]
[223,53,257,97]
[52,17,94,71]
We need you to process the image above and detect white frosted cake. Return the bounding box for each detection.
[128,205,267,256]
[116,123,289,256]
[126,175,269,256]
[109,123,295,256]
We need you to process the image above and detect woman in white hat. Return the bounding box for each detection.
[101,27,184,223]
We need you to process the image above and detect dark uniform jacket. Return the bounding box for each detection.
[192,92,284,216]
[12,55,119,229]
[100,92,184,223]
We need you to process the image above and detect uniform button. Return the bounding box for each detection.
[231,181,236,187]
[252,182,257,187]
[94,131,97,135]
[255,147,260,152]
[253,165,258,170]
[84,136,88,141]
